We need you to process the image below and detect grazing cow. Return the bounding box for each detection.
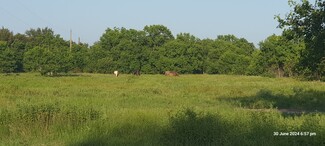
[133,70,141,76]
[164,71,179,76]
[114,71,119,77]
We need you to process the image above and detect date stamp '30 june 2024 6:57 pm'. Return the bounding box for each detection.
[273,131,317,137]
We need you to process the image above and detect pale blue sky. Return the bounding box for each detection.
[0,0,299,46]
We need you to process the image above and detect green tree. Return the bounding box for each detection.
[217,35,255,56]
[259,35,287,77]
[22,28,72,75]
[98,27,124,50]
[23,47,72,76]
[0,27,14,45]
[23,47,44,72]
[11,33,28,72]
[84,44,109,73]
[25,27,68,50]
[158,40,187,73]
[259,35,304,77]
[93,27,148,73]
[39,47,72,76]
[277,0,325,79]
[201,39,219,74]
[177,33,204,73]
[247,50,266,76]
[70,44,88,72]
[218,50,250,75]
[0,28,23,73]
[141,48,160,74]
[204,35,255,74]
[0,47,18,73]
[144,25,174,48]
[158,33,204,74]
[112,39,142,73]
[0,28,28,72]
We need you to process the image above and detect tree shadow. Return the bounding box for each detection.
[70,108,325,146]
[219,88,325,114]
[70,120,163,146]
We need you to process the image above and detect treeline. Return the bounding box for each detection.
[2,1,325,80]
[0,25,305,78]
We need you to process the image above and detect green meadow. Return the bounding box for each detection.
[0,73,324,145]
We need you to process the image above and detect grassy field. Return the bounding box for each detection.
[0,73,324,145]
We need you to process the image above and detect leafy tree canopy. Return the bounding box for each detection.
[277,0,325,79]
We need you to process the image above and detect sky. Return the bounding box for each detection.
[0,0,297,47]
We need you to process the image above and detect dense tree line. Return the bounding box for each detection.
[1,0,325,80]
[0,27,88,76]
[0,25,304,78]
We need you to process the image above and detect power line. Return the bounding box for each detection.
[4,0,85,44]
[14,0,70,33]
[0,5,31,29]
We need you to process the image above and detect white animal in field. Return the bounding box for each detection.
[114,71,119,77]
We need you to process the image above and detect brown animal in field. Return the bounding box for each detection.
[164,71,179,76]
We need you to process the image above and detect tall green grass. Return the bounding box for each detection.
[0,73,324,145]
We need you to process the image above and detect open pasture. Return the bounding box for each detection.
[0,73,324,145]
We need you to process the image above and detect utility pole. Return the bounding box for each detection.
[70,29,72,51]
[78,37,80,45]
